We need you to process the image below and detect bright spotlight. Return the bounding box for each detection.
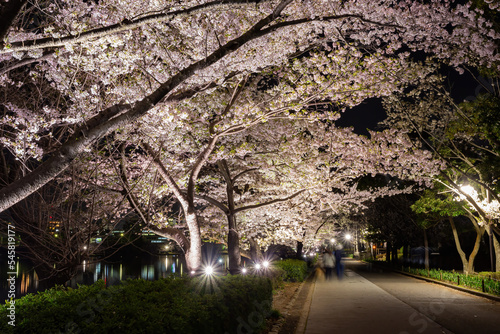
[345,234,352,240]
[242,268,247,274]
[263,261,270,268]
[190,270,196,275]
[255,263,261,270]
[460,185,475,196]
[218,258,223,263]
[204,266,214,275]
[330,238,335,243]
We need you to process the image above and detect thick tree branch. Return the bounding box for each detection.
[142,142,190,211]
[194,193,229,214]
[149,226,190,254]
[234,188,307,213]
[0,51,55,75]
[0,0,268,54]
[232,167,260,183]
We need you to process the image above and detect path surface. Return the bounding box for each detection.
[297,259,500,334]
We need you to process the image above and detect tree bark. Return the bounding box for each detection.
[249,237,263,263]
[227,214,241,274]
[184,211,202,273]
[217,160,241,274]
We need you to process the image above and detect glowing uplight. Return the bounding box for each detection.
[460,185,476,196]
[330,238,335,243]
[204,266,214,276]
[263,261,270,268]
[255,263,262,270]
[345,234,352,240]
[218,258,223,263]
[190,270,195,275]
[242,268,247,274]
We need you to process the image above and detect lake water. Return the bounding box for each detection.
[1,253,233,301]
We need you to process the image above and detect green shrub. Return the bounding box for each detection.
[403,267,500,296]
[274,259,309,282]
[0,275,273,334]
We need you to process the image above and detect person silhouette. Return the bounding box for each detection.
[335,245,344,279]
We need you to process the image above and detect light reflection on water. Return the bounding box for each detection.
[1,254,233,301]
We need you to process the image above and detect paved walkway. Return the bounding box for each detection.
[296,259,500,334]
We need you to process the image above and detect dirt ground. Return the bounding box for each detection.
[259,282,301,333]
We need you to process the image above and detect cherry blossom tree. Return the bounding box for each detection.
[197,119,444,267]
[382,68,500,271]
[1,0,499,214]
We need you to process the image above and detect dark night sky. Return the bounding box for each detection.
[335,67,482,136]
[335,98,386,136]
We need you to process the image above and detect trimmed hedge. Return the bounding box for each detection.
[1,275,273,334]
[404,267,500,296]
[274,259,309,282]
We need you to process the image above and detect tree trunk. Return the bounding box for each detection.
[249,237,263,263]
[386,241,392,263]
[227,213,241,274]
[448,216,484,275]
[486,225,499,272]
[184,212,202,273]
[423,228,430,271]
[296,240,304,259]
[403,244,409,266]
[392,246,398,265]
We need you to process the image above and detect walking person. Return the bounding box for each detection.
[335,245,344,279]
[323,249,335,280]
